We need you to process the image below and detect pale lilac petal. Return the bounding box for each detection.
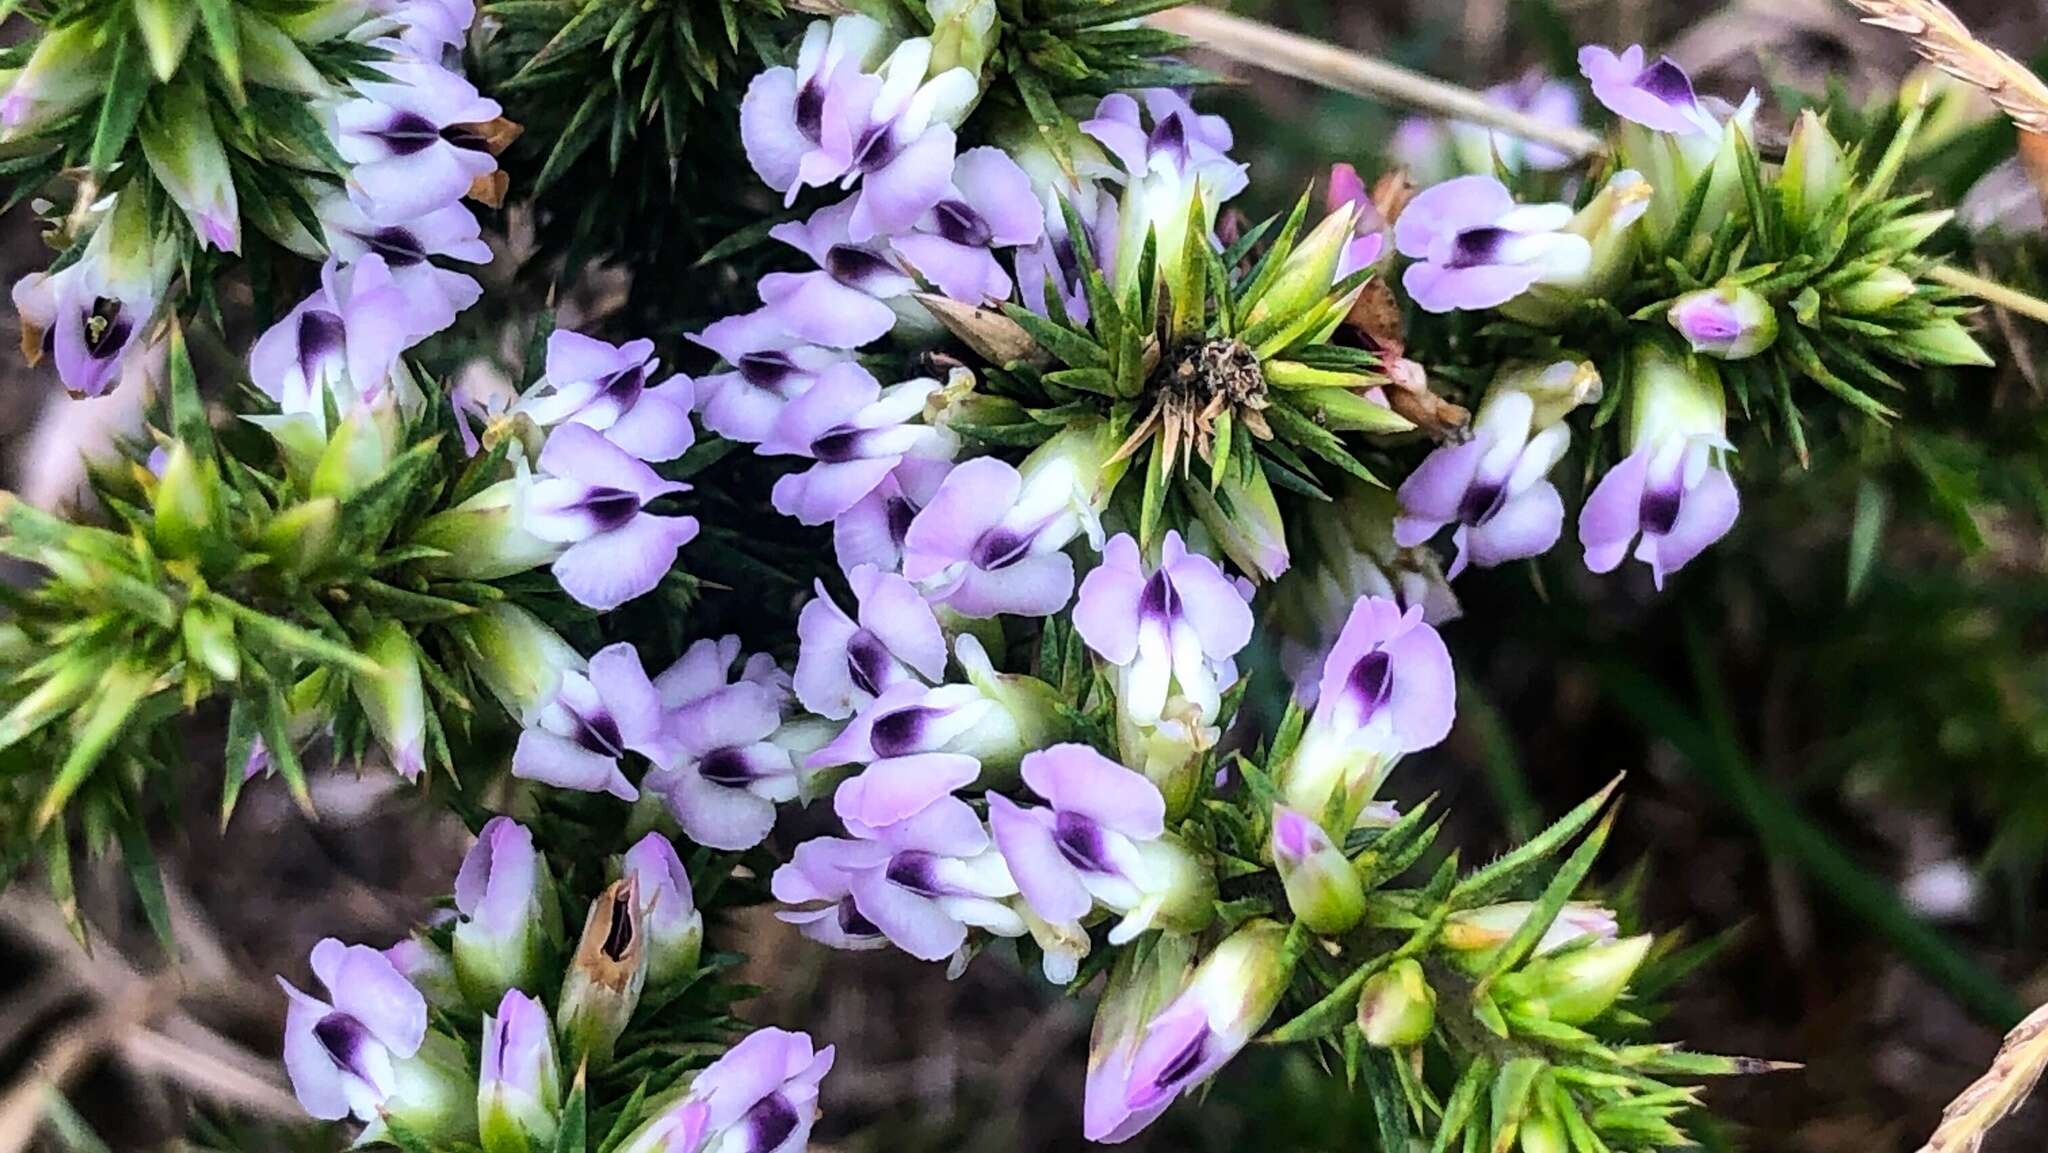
[512,728,638,800]
[1578,448,1650,574]
[988,794,1091,923]
[552,514,698,611]
[1021,744,1164,837]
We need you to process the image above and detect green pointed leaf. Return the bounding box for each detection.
[1451,777,1622,908]
[195,0,244,104]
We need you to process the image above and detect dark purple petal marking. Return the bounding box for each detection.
[600,364,647,408]
[1137,569,1180,624]
[698,747,760,788]
[313,1013,376,1081]
[932,200,993,248]
[850,123,903,174]
[355,226,428,268]
[1640,481,1683,536]
[827,245,899,291]
[845,631,894,698]
[1345,649,1395,725]
[795,81,826,142]
[884,850,945,896]
[811,426,881,463]
[1152,1025,1212,1092]
[1633,57,1699,110]
[83,298,132,359]
[580,487,645,533]
[885,494,917,547]
[374,111,440,157]
[1456,481,1509,527]
[739,1092,801,1153]
[870,705,945,758]
[571,705,625,759]
[1148,113,1191,169]
[1052,811,1117,874]
[838,896,881,938]
[739,351,802,392]
[297,309,346,384]
[969,527,1033,571]
[1446,227,1508,270]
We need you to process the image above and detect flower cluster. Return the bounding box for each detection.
[279,820,835,1153]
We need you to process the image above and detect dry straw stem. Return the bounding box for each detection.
[1145,7,1605,161]
[1917,999,2048,1153]
[1843,0,2048,132]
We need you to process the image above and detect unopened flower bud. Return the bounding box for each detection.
[310,401,400,501]
[927,0,998,81]
[1496,359,1602,429]
[556,877,648,1068]
[0,21,106,139]
[1122,833,1219,938]
[1556,169,1652,302]
[622,833,703,994]
[1895,317,1993,367]
[1244,204,1359,330]
[181,602,240,682]
[478,989,561,1153]
[414,476,562,581]
[1667,285,1778,360]
[1778,110,1848,229]
[1441,901,1619,962]
[454,817,555,1008]
[355,620,428,782]
[1833,267,1916,313]
[384,933,462,1010]
[1867,209,1954,254]
[1271,804,1365,935]
[1356,958,1435,1047]
[1187,465,1290,582]
[1520,1112,1569,1153]
[133,0,198,81]
[460,601,585,723]
[151,442,223,560]
[137,77,241,253]
[1502,933,1652,1025]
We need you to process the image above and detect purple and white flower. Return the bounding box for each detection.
[515,330,696,463]
[1578,45,1722,137]
[1393,387,1571,576]
[512,643,668,801]
[13,196,171,400]
[891,146,1045,303]
[613,1027,835,1153]
[808,680,996,776]
[741,16,978,239]
[760,365,954,525]
[336,54,502,222]
[452,816,551,1005]
[525,423,699,611]
[280,938,428,1122]
[1083,90,1247,294]
[645,641,798,852]
[772,791,1022,962]
[986,745,1167,945]
[370,0,478,62]
[689,306,857,444]
[249,256,414,434]
[834,455,953,574]
[901,456,1082,618]
[763,198,916,348]
[1074,532,1253,726]
[1579,343,1738,586]
[1281,596,1455,829]
[1085,920,1291,1143]
[1394,175,1590,313]
[794,564,947,720]
[319,195,489,335]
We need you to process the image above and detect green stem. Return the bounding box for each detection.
[1596,620,2022,1028]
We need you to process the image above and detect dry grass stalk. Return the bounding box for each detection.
[1916,998,2048,1153]
[1843,0,2048,132]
